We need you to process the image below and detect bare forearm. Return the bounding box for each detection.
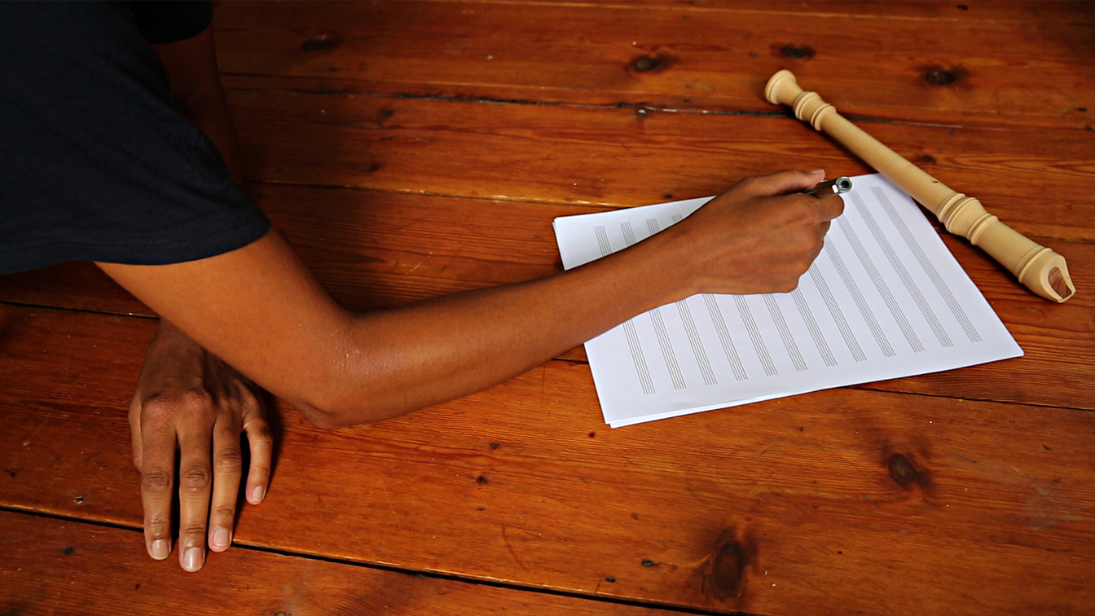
[309,171,841,426]
[327,232,689,425]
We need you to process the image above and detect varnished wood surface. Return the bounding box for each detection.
[221,82,1095,238]
[0,511,676,616]
[2,2,1094,614]
[3,303,1095,615]
[2,188,1091,411]
[215,1,1095,128]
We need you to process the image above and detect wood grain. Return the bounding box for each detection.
[2,304,1095,615]
[213,1,1095,129]
[224,86,1095,241]
[0,510,677,616]
[3,185,1092,410]
[5,2,1095,614]
[458,1,1095,25]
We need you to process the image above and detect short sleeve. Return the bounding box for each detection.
[0,2,271,274]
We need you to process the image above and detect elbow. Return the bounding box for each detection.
[291,394,403,430]
[296,403,347,430]
[293,400,357,430]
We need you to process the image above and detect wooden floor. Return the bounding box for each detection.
[3,1,1095,614]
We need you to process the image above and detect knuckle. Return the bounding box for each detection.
[735,175,760,191]
[141,396,176,423]
[212,504,236,520]
[178,388,215,413]
[242,391,265,415]
[807,233,825,255]
[778,279,800,293]
[181,522,207,539]
[141,468,173,494]
[142,389,216,427]
[145,516,171,538]
[181,464,212,492]
[216,447,243,474]
[797,252,817,271]
[248,424,274,448]
[794,201,820,225]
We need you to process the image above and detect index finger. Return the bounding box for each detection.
[740,169,826,197]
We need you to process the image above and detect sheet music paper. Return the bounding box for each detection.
[553,174,1023,428]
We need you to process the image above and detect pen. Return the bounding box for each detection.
[804,176,853,198]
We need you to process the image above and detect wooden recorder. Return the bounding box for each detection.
[765,69,1075,303]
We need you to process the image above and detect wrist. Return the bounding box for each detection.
[601,225,700,308]
[639,223,705,301]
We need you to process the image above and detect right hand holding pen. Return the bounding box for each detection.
[667,169,844,296]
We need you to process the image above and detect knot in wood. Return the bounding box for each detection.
[698,529,754,603]
[631,55,664,72]
[888,453,921,487]
[302,33,342,53]
[706,540,746,601]
[779,44,815,60]
[923,66,966,86]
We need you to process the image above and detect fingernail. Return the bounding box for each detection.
[251,485,264,504]
[212,527,231,549]
[150,539,170,560]
[807,169,825,175]
[183,547,204,572]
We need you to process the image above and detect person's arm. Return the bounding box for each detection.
[119,20,842,574]
[101,169,843,430]
[123,24,270,573]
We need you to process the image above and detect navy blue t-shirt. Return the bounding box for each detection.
[0,1,271,274]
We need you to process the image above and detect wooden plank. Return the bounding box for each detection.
[0,263,149,316]
[457,1,1095,25]
[0,510,675,616]
[0,188,587,318]
[225,88,1095,241]
[2,304,1095,615]
[2,184,1092,410]
[213,1,1095,129]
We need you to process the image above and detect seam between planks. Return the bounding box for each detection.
[0,504,747,616]
[241,177,1095,249]
[0,299,156,320]
[221,82,1094,132]
[416,0,1095,26]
